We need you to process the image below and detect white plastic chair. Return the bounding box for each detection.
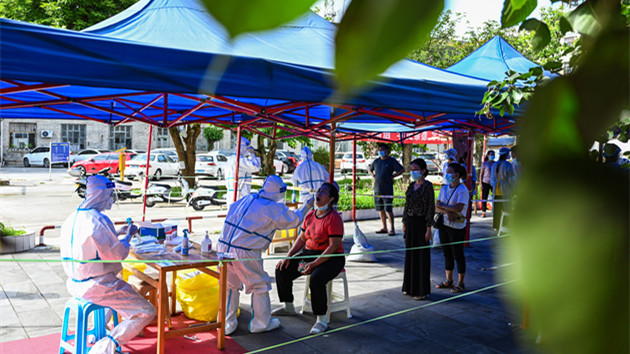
[301,269,351,322]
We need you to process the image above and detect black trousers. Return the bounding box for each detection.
[275,249,345,315]
[481,182,493,212]
[440,225,466,274]
[402,216,431,297]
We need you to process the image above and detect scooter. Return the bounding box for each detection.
[73,168,143,201]
[73,167,111,198]
[187,181,226,211]
[141,173,192,208]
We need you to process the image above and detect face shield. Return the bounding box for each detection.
[258,175,287,203]
[82,175,116,211]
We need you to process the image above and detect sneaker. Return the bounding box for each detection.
[310,321,328,334]
[271,307,297,316]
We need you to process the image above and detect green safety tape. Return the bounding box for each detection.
[0,235,504,264]
[246,279,517,353]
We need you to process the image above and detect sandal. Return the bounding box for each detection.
[388,231,396,236]
[375,229,388,234]
[436,280,453,289]
[413,295,427,301]
[451,284,466,293]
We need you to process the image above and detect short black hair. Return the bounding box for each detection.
[410,158,428,177]
[447,162,467,178]
[320,182,339,205]
[377,143,390,151]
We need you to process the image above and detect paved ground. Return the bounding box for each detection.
[0,166,535,352]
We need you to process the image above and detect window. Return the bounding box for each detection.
[217,155,227,162]
[166,156,175,163]
[9,123,36,151]
[156,127,170,148]
[61,124,86,151]
[109,125,132,151]
[158,155,167,162]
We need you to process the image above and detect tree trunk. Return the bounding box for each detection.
[169,124,201,188]
[401,143,413,184]
[254,135,277,176]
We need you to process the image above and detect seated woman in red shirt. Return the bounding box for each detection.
[273,182,345,335]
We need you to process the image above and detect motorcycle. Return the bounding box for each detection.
[73,167,142,201]
[187,182,226,211]
[141,173,192,208]
[72,167,111,198]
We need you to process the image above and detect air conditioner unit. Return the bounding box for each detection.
[41,130,53,138]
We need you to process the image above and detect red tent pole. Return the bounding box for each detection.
[329,122,335,183]
[352,137,357,221]
[464,129,474,245]
[234,125,242,203]
[141,125,153,222]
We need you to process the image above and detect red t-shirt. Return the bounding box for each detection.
[302,210,344,253]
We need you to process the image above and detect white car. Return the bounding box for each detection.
[274,158,286,175]
[23,146,67,168]
[125,153,179,180]
[151,148,179,161]
[340,152,369,173]
[196,151,229,179]
[69,148,110,166]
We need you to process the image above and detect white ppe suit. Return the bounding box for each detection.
[60,175,155,353]
[217,175,313,335]
[226,137,261,205]
[291,147,329,203]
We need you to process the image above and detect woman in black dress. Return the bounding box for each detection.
[402,158,435,300]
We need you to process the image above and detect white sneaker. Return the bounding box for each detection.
[309,321,327,334]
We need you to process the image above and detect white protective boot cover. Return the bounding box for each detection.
[249,291,280,333]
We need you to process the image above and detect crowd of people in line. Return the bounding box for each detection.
[59,138,628,352]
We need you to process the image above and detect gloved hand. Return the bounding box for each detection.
[301,196,315,213]
[122,224,139,244]
[116,224,130,235]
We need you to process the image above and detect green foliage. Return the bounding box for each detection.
[519,18,551,51]
[0,222,26,237]
[334,0,444,90]
[200,0,317,38]
[241,125,311,175]
[501,0,538,28]
[477,67,546,118]
[0,0,139,30]
[202,125,224,151]
[312,146,330,167]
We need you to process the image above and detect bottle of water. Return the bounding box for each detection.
[201,230,212,254]
[182,229,189,256]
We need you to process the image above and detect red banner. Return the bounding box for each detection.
[370,131,448,144]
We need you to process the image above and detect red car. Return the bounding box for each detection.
[69,152,136,176]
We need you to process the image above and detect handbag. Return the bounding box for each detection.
[434,185,461,228]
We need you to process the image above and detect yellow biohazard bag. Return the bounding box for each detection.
[175,268,222,322]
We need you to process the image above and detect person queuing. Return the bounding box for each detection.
[402,158,435,301]
[60,175,155,354]
[226,137,261,206]
[217,175,314,335]
[273,183,345,335]
[369,143,405,236]
[435,163,470,294]
[490,147,516,230]
[478,150,495,218]
[510,145,520,176]
[291,146,329,204]
[439,148,458,180]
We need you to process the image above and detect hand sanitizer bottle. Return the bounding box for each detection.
[201,231,212,254]
[181,229,189,256]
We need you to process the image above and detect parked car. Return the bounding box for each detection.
[334,152,344,169]
[196,151,229,179]
[340,152,369,173]
[69,152,136,176]
[275,151,295,173]
[151,148,179,161]
[125,153,179,180]
[274,158,286,175]
[277,150,299,167]
[69,149,110,166]
[22,146,67,168]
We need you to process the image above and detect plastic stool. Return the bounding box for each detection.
[301,269,351,322]
[59,297,120,354]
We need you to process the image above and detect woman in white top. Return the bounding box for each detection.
[435,163,469,293]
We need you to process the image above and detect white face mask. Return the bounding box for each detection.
[315,204,329,211]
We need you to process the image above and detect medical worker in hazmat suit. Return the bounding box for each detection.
[217,175,314,335]
[226,137,261,206]
[60,175,156,353]
[291,146,329,204]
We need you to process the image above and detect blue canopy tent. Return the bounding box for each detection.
[0,0,516,138]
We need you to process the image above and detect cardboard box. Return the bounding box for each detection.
[139,221,178,240]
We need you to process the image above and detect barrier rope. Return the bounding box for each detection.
[246,279,517,353]
[0,235,504,265]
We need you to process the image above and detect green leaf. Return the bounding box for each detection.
[559,15,573,35]
[567,1,601,37]
[543,61,563,71]
[501,0,538,28]
[200,0,318,38]
[520,18,551,51]
[510,89,524,104]
[499,105,506,117]
[335,0,444,91]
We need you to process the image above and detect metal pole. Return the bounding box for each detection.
[352,136,357,221]
[465,129,474,245]
[234,125,242,203]
[49,141,52,181]
[329,122,335,183]
[141,125,153,222]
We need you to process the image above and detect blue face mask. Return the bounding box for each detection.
[444,173,455,184]
[315,204,329,211]
[378,151,386,158]
[410,170,423,181]
[488,154,495,161]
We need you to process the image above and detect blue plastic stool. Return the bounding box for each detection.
[59,297,120,354]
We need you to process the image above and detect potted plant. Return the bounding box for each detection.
[0,222,36,254]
